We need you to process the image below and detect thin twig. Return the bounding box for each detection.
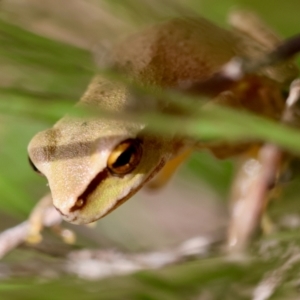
[67,236,215,280]
[0,206,62,259]
[0,226,217,280]
[253,247,300,300]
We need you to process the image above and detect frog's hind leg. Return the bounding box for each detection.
[227,146,282,252]
[228,9,282,50]
[228,9,299,83]
[227,79,300,252]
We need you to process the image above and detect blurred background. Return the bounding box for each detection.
[1,0,300,299]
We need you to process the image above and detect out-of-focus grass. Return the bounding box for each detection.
[1,0,300,299]
[1,0,300,214]
[1,242,300,300]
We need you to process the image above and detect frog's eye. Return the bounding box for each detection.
[107,139,142,175]
[28,156,44,176]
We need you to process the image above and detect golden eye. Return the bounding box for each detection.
[107,139,142,175]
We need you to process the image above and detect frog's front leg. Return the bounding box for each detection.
[146,148,193,190]
[27,193,75,244]
[27,193,53,243]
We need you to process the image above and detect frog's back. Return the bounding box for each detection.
[112,17,239,86]
[112,17,298,88]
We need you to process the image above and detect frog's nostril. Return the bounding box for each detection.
[70,199,85,212]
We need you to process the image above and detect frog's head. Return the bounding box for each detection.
[28,117,172,224]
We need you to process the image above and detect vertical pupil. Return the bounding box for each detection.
[113,145,135,168]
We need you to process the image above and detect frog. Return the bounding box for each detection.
[27,9,299,252]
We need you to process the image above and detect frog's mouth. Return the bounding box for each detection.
[59,157,167,224]
[100,157,167,219]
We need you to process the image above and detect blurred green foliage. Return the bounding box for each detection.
[1,0,300,299]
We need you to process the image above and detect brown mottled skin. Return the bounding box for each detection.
[28,15,298,227]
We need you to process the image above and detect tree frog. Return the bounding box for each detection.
[27,10,299,251]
